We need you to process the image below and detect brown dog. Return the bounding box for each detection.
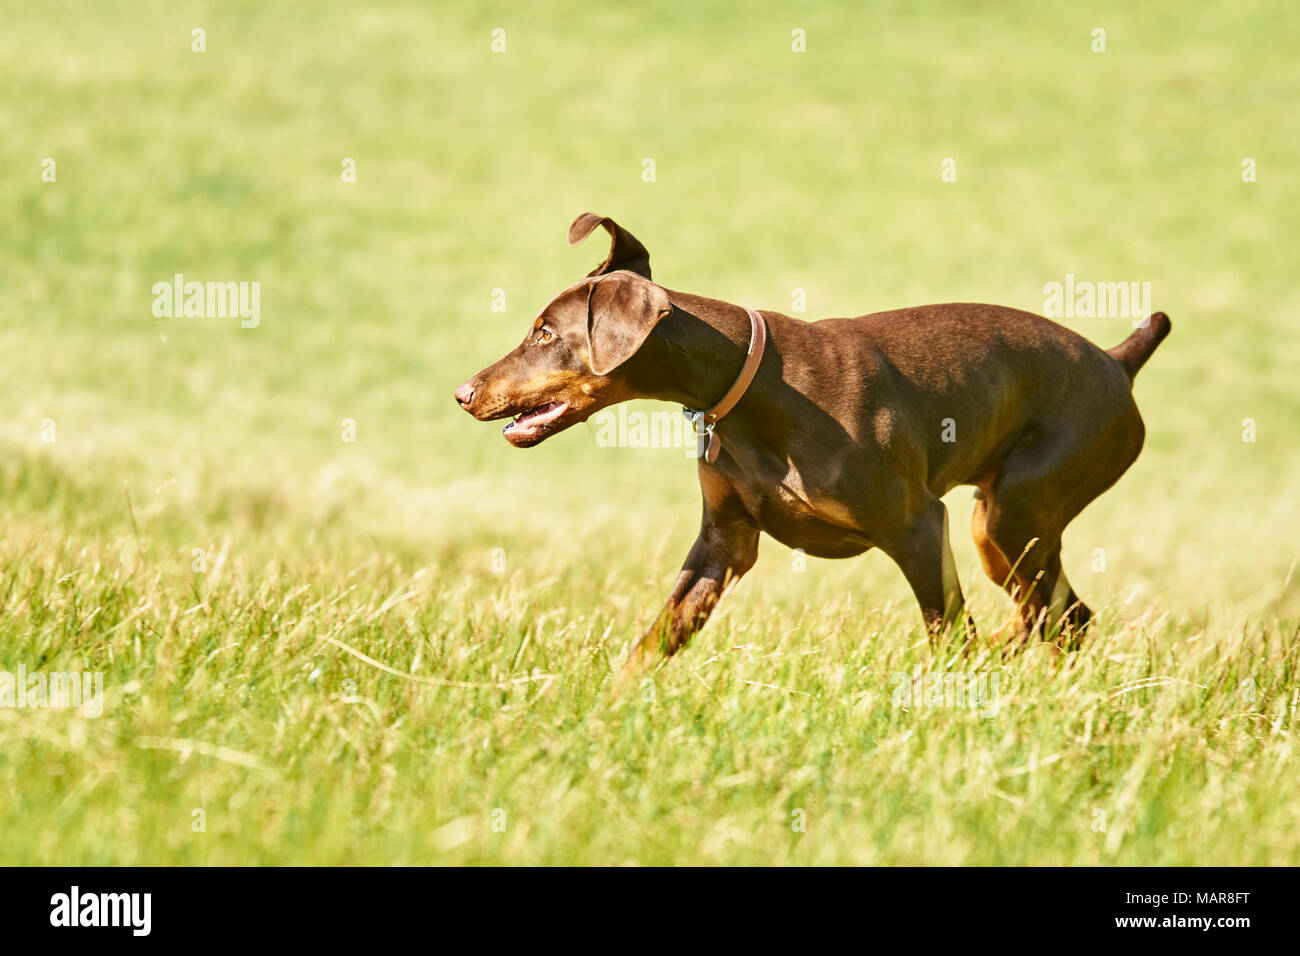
[455,213,1170,676]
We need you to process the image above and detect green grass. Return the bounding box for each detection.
[2,0,1298,864]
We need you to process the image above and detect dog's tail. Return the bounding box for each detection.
[1107,311,1171,382]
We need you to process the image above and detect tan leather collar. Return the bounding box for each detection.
[684,307,767,463]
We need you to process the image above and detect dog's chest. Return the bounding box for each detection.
[735,458,875,559]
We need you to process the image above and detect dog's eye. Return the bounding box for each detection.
[536,328,555,344]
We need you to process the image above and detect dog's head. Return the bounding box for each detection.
[455,214,672,447]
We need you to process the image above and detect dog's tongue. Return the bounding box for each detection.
[503,401,567,439]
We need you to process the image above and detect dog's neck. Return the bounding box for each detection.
[622,297,758,412]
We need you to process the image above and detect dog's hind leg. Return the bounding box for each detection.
[978,476,1086,650]
[971,492,1031,644]
[972,488,1088,647]
[988,518,1085,649]
[987,371,1147,652]
[976,421,1139,650]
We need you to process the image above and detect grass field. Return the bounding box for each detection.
[3,0,1299,865]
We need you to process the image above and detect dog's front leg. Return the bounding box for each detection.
[618,505,759,682]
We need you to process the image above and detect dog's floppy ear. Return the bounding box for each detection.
[585,273,672,376]
[568,213,652,280]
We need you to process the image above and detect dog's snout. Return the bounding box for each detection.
[454,382,476,409]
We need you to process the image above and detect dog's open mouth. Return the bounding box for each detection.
[502,401,571,446]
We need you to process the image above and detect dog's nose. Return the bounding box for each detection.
[454,382,475,409]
